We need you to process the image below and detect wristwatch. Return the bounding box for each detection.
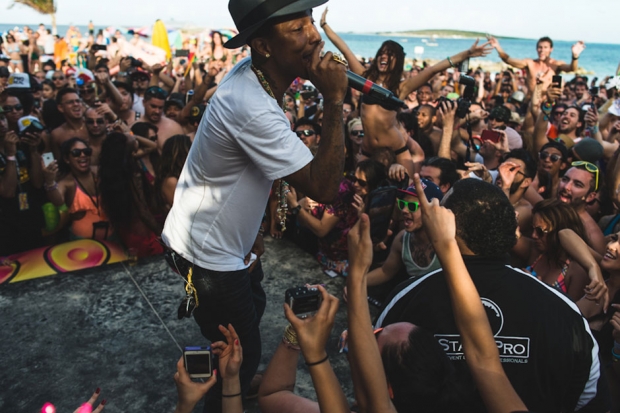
[291,205,302,215]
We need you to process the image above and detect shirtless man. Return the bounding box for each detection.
[487,35,585,92]
[50,88,89,159]
[416,104,441,153]
[495,149,537,231]
[136,86,183,151]
[556,164,606,255]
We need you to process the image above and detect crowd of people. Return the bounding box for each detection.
[3,0,620,411]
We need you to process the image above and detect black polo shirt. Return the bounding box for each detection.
[376,255,604,412]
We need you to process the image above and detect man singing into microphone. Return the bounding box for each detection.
[162,0,348,408]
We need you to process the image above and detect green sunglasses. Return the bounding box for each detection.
[397,199,419,212]
[571,161,599,191]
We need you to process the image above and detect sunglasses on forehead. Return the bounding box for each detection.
[144,86,168,100]
[572,160,599,191]
[295,129,315,138]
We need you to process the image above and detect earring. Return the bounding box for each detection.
[265,53,270,58]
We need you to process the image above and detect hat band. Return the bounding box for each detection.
[238,0,299,31]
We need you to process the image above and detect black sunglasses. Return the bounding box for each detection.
[85,119,105,125]
[539,151,562,163]
[70,148,93,157]
[350,130,364,137]
[3,104,23,112]
[79,88,95,95]
[532,226,550,238]
[350,176,368,187]
[295,130,315,138]
[144,86,168,100]
[52,76,65,81]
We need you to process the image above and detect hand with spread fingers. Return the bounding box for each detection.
[211,324,243,380]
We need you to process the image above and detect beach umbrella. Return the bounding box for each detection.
[152,19,171,60]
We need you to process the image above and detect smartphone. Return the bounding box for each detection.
[481,129,502,144]
[42,152,54,167]
[590,86,599,97]
[183,346,212,379]
[365,186,397,244]
[175,49,190,58]
[285,286,322,317]
[91,44,107,51]
[552,75,562,88]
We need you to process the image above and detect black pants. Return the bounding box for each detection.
[176,256,266,412]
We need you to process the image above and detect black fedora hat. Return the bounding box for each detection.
[224,0,328,49]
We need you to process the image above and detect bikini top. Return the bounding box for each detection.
[361,93,398,112]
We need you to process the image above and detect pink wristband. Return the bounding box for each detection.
[6,156,16,161]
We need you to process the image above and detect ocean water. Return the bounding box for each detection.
[2,23,619,77]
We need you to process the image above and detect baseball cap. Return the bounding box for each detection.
[189,104,205,123]
[573,138,603,163]
[164,99,184,111]
[17,116,44,134]
[7,73,31,90]
[398,178,443,202]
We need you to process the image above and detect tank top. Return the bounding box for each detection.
[401,232,441,280]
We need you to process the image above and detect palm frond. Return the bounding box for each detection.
[10,0,56,14]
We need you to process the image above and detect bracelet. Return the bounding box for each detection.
[282,324,300,350]
[305,354,329,367]
[44,182,58,191]
[612,348,620,362]
[572,55,579,60]
[221,392,242,398]
[447,56,455,68]
[6,155,16,161]
[321,22,327,28]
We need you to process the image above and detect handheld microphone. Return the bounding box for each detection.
[346,71,407,111]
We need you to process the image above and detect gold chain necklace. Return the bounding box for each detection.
[251,64,276,100]
[251,64,289,231]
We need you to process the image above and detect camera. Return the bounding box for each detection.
[456,75,476,119]
[285,286,322,317]
[300,85,318,100]
[130,57,142,68]
[183,346,212,379]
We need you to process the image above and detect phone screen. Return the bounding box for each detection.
[552,75,562,88]
[480,130,501,144]
[184,351,212,377]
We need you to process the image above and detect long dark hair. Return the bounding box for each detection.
[532,199,588,267]
[363,40,405,95]
[98,132,153,228]
[382,326,472,412]
[356,159,387,194]
[155,134,191,209]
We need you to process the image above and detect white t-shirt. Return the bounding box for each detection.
[162,57,313,271]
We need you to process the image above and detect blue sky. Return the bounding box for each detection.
[0,0,617,44]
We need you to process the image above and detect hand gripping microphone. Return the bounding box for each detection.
[346,71,408,111]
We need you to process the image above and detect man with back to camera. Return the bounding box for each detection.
[487,35,586,93]
[162,0,347,408]
[375,178,607,413]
